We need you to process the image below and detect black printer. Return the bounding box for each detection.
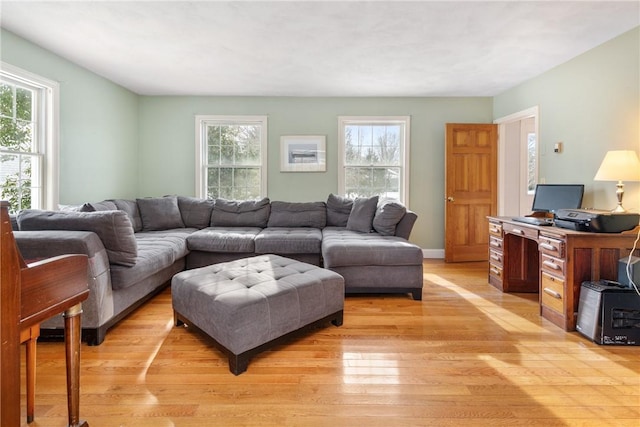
[555,209,639,233]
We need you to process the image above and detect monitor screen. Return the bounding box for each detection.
[531,184,584,213]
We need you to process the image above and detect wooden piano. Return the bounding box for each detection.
[1,200,90,427]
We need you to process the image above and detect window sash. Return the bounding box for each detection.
[1,63,58,213]
[338,116,410,205]
[195,115,267,199]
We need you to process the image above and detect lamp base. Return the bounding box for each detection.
[612,181,627,213]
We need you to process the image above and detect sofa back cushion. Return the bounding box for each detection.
[80,200,118,213]
[211,198,270,228]
[346,196,379,233]
[372,200,407,236]
[326,194,353,227]
[111,199,143,232]
[267,201,326,228]
[137,196,185,231]
[177,196,214,229]
[17,209,138,266]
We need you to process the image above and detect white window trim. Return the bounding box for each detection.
[1,61,59,210]
[194,115,268,199]
[338,115,411,206]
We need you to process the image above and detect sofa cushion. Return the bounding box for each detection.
[322,228,422,267]
[178,196,215,229]
[17,209,138,267]
[267,201,326,228]
[137,196,185,231]
[187,227,261,253]
[373,201,407,236]
[346,196,378,233]
[211,198,270,228]
[111,199,143,232]
[255,228,323,254]
[326,193,353,227]
[110,229,193,290]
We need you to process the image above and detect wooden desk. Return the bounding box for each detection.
[487,216,640,331]
[1,201,89,427]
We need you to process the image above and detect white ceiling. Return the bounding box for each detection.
[1,1,639,97]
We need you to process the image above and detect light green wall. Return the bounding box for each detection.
[138,96,493,249]
[0,29,140,204]
[493,26,640,212]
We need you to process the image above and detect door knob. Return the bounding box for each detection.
[447,197,455,202]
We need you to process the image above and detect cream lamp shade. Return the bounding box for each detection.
[594,150,640,212]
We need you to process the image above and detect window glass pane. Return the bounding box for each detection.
[16,87,32,121]
[0,153,33,213]
[527,133,537,193]
[0,83,13,117]
[1,117,32,151]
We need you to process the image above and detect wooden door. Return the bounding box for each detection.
[445,124,498,262]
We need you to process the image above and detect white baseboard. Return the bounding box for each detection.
[422,249,444,259]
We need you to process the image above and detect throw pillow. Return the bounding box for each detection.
[326,193,353,227]
[211,198,271,227]
[372,200,407,236]
[346,196,378,233]
[177,196,215,229]
[136,196,185,231]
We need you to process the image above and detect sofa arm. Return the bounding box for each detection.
[14,230,115,332]
[395,210,417,240]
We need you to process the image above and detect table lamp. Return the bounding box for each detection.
[594,150,640,213]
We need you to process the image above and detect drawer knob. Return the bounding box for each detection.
[540,243,555,251]
[542,260,561,270]
[543,287,562,299]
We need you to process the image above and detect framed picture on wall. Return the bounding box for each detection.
[280,135,326,172]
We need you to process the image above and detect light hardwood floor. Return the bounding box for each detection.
[20,260,640,426]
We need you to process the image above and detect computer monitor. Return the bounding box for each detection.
[531,184,584,214]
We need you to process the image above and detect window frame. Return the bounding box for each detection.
[337,115,411,205]
[194,115,268,199]
[1,62,59,211]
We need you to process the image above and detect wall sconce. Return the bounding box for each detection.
[594,150,640,212]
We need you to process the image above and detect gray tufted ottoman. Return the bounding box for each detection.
[171,254,344,375]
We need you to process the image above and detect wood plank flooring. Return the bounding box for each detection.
[20,260,640,426]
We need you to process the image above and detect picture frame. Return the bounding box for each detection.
[280,135,326,172]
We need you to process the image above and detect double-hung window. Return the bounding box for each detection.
[195,115,267,200]
[338,116,410,204]
[0,63,59,213]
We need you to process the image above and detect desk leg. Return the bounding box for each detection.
[25,333,37,423]
[63,303,88,427]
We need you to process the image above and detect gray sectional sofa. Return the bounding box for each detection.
[13,194,423,345]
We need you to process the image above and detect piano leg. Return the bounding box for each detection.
[63,303,88,427]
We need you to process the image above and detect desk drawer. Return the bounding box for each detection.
[489,221,502,237]
[489,249,503,267]
[489,264,503,282]
[503,222,538,240]
[541,254,565,277]
[539,235,565,258]
[541,272,564,314]
[489,236,503,250]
